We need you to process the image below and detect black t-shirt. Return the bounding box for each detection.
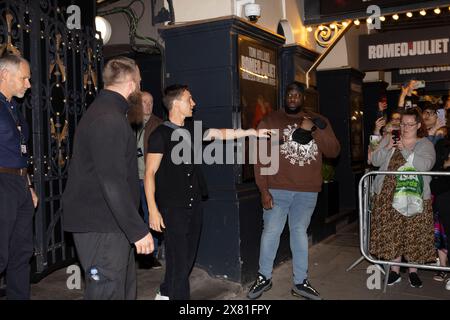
[147,118,209,208]
[403,95,419,109]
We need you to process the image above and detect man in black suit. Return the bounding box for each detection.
[62,57,153,300]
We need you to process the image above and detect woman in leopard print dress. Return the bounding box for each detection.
[370,108,436,288]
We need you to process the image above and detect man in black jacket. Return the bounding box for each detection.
[62,57,153,300]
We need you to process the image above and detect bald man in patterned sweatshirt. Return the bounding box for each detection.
[248,82,340,300]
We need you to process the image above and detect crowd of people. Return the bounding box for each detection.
[2,52,450,300]
[368,79,450,290]
[0,53,340,300]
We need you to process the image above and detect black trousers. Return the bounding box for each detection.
[73,232,137,300]
[160,204,203,300]
[0,173,34,300]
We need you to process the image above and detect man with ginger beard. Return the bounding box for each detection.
[62,57,153,300]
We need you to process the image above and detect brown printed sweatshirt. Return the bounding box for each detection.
[254,109,340,193]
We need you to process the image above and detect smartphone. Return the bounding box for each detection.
[437,108,446,123]
[392,129,401,142]
[412,80,425,89]
[377,109,386,119]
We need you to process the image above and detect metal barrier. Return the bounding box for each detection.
[355,170,450,292]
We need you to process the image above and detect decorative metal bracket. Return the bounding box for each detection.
[83,47,98,93]
[0,12,21,56]
[306,20,353,88]
[50,114,69,168]
[314,22,351,48]
[49,33,66,83]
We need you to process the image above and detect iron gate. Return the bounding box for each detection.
[0,0,103,283]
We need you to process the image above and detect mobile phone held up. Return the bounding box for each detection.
[412,80,425,90]
[437,108,446,123]
[392,129,401,143]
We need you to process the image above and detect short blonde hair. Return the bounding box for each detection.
[102,56,137,87]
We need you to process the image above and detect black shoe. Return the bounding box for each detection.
[151,256,162,270]
[409,272,423,288]
[387,271,401,286]
[291,279,322,300]
[247,273,272,299]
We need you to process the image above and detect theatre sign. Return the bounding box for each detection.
[359,26,450,71]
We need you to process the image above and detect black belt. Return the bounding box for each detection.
[0,167,28,176]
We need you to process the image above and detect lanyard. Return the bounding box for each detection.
[3,102,27,155]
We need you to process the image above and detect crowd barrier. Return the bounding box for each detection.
[349,170,450,292]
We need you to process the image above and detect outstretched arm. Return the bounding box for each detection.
[203,128,274,141]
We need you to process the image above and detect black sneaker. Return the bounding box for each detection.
[409,272,423,288]
[291,279,322,300]
[387,271,401,286]
[247,274,272,299]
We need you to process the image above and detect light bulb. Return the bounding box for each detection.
[95,16,112,44]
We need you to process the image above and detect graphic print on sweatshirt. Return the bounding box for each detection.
[281,124,318,166]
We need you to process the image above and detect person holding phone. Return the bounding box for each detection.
[370,108,436,288]
[423,103,446,145]
[431,123,450,290]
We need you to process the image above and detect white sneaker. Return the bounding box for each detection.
[155,290,169,300]
[445,279,450,291]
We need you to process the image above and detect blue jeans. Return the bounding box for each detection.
[140,180,159,257]
[258,189,318,285]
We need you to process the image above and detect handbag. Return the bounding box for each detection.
[392,153,424,217]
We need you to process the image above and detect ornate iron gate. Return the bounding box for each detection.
[0,0,103,282]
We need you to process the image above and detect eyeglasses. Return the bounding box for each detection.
[287,93,301,98]
[423,111,436,116]
[400,122,417,127]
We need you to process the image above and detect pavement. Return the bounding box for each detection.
[13,222,450,300]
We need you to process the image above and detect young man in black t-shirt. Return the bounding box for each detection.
[144,84,272,300]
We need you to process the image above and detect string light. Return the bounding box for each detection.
[313,7,446,32]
